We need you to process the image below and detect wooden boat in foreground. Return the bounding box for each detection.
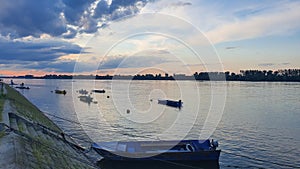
[92,139,220,163]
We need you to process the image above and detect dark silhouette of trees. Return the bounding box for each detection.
[225,69,300,82]
[6,69,300,82]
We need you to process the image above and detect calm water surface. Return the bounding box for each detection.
[7,79,300,168]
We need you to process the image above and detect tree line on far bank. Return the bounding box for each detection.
[5,69,300,82]
[194,69,300,81]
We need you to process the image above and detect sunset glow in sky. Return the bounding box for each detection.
[0,0,299,76]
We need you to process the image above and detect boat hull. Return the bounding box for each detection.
[98,159,220,169]
[92,89,105,93]
[92,139,220,168]
[158,99,183,108]
[94,148,220,162]
[55,90,66,94]
[15,86,30,89]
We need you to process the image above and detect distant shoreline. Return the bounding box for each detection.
[2,77,300,82]
[1,69,299,82]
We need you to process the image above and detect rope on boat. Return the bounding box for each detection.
[222,150,300,169]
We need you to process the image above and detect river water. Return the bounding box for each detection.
[6,79,300,168]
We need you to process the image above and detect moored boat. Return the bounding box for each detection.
[78,95,93,102]
[15,86,30,89]
[78,89,89,95]
[92,89,106,93]
[92,139,220,163]
[158,99,183,108]
[55,89,66,95]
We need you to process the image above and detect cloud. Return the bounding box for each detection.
[143,0,300,45]
[61,0,94,26]
[0,39,89,73]
[98,49,173,69]
[0,39,83,61]
[225,46,238,50]
[93,0,150,26]
[258,62,291,68]
[170,1,192,7]
[0,0,152,39]
[0,0,66,39]
[206,1,300,43]
[258,63,275,67]
[280,62,290,66]
[21,60,97,73]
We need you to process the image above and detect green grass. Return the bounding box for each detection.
[0,98,4,122]
[4,84,61,133]
[17,122,24,132]
[0,83,5,121]
[32,143,44,168]
[0,130,5,139]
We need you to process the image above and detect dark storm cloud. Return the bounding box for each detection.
[62,0,95,25]
[0,39,83,62]
[0,38,96,72]
[94,0,148,18]
[21,60,95,73]
[0,0,66,38]
[1,56,95,73]
[0,0,154,73]
[0,0,153,39]
[21,61,75,72]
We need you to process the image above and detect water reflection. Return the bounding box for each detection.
[8,79,300,168]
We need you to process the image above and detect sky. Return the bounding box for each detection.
[0,0,299,76]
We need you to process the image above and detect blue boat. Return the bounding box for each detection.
[55,89,66,95]
[15,86,30,89]
[92,139,220,163]
[158,99,183,108]
[92,89,106,93]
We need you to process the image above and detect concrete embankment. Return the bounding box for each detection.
[0,83,101,168]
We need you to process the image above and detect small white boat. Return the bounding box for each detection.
[78,95,93,103]
[78,89,89,95]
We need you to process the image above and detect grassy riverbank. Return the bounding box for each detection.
[4,84,61,132]
[0,97,3,122]
[0,84,4,121]
[0,83,97,168]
